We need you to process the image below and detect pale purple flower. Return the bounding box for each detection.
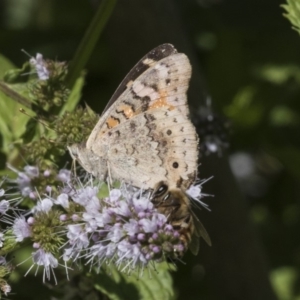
[187,184,202,199]
[57,169,71,183]
[33,242,40,249]
[67,224,89,249]
[32,249,58,282]
[8,165,39,198]
[17,176,31,197]
[55,193,69,208]
[24,166,39,177]
[123,219,139,236]
[60,214,67,222]
[107,224,125,243]
[45,186,52,193]
[85,195,101,213]
[72,186,99,206]
[0,200,9,214]
[109,189,122,202]
[27,216,35,225]
[115,201,131,217]
[33,198,53,213]
[132,196,153,213]
[13,217,32,241]
[43,170,51,177]
[30,53,50,80]
[186,182,210,210]
[138,218,158,233]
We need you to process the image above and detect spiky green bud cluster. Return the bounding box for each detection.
[0,230,18,256]
[29,168,62,196]
[30,60,70,114]
[54,107,98,145]
[24,137,64,165]
[32,210,65,254]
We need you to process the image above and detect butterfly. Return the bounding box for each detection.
[68,44,198,192]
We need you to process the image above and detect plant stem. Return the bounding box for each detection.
[66,0,117,88]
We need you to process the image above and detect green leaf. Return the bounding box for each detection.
[270,267,298,300]
[269,105,299,126]
[94,263,175,300]
[21,118,38,144]
[0,83,32,156]
[282,0,300,35]
[254,64,300,85]
[59,73,86,115]
[0,53,16,79]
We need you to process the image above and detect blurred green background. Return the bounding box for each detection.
[1,0,300,299]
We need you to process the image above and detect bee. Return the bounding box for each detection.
[151,181,211,255]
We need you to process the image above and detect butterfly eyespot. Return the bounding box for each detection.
[166,129,172,135]
[172,162,179,168]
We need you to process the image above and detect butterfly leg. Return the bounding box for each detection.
[106,161,113,191]
[71,158,78,178]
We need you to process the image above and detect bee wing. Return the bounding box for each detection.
[192,211,212,247]
[189,230,200,255]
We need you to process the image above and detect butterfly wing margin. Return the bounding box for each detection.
[101,44,178,116]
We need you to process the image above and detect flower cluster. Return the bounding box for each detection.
[28,53,69,113]
[8,164,71,200]
[1,166,189,284]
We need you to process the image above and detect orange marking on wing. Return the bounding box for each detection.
[126,80,134,88]
[119,104,134,118]
[106,117,120,129]
[149,90,175,110]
